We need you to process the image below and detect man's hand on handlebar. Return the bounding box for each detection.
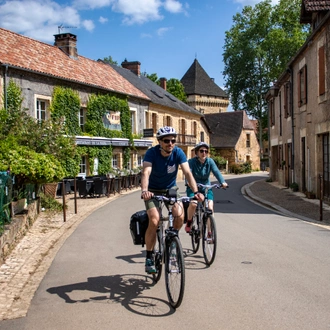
[194,192,204,202]
[141,190,154,200]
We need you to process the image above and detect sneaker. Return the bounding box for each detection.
[207,232,213,244]
[145,258,157,274]
[185,220,192,233]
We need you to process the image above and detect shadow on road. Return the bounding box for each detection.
[47,274,175,317]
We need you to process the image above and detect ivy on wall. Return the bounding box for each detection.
[50,86,81,135]
[77,145,113,175]
[84,94,133,169]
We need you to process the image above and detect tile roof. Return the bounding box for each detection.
[300,1,330,23]
[303,0,330,11]
[204,111,254,148]
[0,28,149,100]
[108,62,202,116]
[180,59,228,98]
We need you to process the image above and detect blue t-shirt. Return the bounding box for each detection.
[143,145,187,190]
[188,157,225,185]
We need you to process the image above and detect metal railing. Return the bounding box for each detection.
[176,134,197,146]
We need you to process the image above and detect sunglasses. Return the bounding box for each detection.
[199,149,209,154]
[162,139,176,144]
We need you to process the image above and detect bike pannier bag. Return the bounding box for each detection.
[129,210,149,247]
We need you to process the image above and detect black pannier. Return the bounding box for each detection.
[129,210,149,247]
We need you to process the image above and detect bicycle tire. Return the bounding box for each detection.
[165,236,185,308]
[202,214,217,266]
[190,214,201,254]
[153,228,163,283]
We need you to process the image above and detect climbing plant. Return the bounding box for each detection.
[49,86,81,135]
[85,94,133,168]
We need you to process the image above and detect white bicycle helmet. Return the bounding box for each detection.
[194,142,209,154]
[156,126,177,140]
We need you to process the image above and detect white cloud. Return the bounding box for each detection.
[140,33,152,38]
[112,0,163,25]
[82,20,95,31]
[0,0,83,42]
[99,16,108,23]
[157,26,172,36]
[163,0,182,13]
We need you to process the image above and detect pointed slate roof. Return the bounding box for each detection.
[181,59,228,98]
[107,62,202,116]
[204,111,254,148]
[0,28,149,101]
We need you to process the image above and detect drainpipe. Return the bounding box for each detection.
[287,64,294,183]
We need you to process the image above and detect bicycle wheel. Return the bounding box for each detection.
[153,228,163,283]
[190,213,201,254]
[202,214,217,266]
[165,236,185,308]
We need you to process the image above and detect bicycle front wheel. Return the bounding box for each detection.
[190,214,201,254]
[202,214,217,266]
[165,236,185,309]
[153,228,163,283]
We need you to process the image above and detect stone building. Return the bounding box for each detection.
[204,111,260,171]
[266,1,330,198]
[181,59,230,114]
[0,28,204,177]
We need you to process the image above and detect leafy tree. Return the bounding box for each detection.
[167,78,187,103]
[102,55,118,65]
[223,0,309,153]
[146,73,159,84]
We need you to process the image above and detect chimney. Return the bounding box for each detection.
[54,33,78,59]
[160,77,167,90]
[121,60,141,76]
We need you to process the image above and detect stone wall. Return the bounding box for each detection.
[0,201,39,265]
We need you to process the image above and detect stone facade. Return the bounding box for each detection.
[267,8,330,199]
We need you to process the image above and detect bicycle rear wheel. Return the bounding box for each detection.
[202,214,217,266]
[165,236,185,308]
[190,214,201,254]
[153,228,163,283]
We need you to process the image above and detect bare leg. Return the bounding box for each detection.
[145,207,159,251]
[172,202,184,230]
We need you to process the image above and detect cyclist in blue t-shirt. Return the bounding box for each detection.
[141,126,204,274]
[185,142,228,233]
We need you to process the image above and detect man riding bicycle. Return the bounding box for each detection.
[141,126,204,274]
[185,142,228,233]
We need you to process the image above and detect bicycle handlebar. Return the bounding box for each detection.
[153,195,193,203]
[197,183,228,190]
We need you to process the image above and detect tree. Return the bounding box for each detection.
[167,78,187,103]
[102,56,118,65]
[223,0,309,155]
[145,73,159,84]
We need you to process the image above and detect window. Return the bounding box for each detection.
[138,155,143,167]
[200,131,205,142]
[130,109,137,134]
[192,121,197,137]
[152,113,157,133]
[79,108,86,132]
[79,156,86,176]
[319,46,325,96]
[298,65,307,107]
[36,99,48,121]
[269,99,275,126]
[112,154,118,168]
[164,115,171,127]
[284,82,291,118]
[246,134,251,148]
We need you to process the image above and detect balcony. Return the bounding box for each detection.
[176,134,197,146]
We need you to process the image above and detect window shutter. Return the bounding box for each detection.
[319,46,325,96]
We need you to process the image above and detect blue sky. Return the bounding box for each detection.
[0,0,279,92]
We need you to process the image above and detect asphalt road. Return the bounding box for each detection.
[1,173,330,330]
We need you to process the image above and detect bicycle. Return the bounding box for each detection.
[150,189,192,309]
[189,183,226,266]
